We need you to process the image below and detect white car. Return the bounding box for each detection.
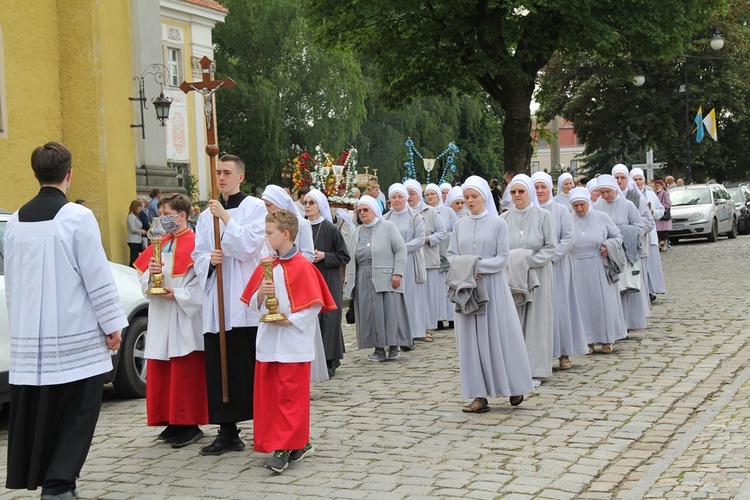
[0,210,149,405]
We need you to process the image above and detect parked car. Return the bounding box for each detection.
[0,210,148,406]
[725,184,750,235]
[669,184,738,243]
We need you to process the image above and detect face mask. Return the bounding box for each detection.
[161,215,180,234]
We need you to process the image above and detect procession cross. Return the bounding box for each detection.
[632,149,666,183]
[180,56,235,403]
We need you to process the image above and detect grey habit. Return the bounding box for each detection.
[383,208,426,341]
[448,214,534,398]
[542,200,589,357]
[416,202,448,329]
[502,206,557,378]
[593,195,647,330]
[569,209,628,344]
[447,213,534,398]
[437,205,458,321]
[345,220,411,349]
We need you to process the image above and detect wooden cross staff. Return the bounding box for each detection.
[180,56,235,403]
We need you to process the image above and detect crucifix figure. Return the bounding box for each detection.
[181,56,235,403]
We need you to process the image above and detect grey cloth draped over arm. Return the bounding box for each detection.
[506,248,540,306]
[446,255,488,315]
[602,238,626,284]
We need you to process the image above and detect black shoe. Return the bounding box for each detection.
[388,346,400,359]
[199,430,245,456]
[157,424,181,443]
[41,492,76,500]
[367,349,387,362]
[436,321,447,330]
[171,427,204,448]
[649,293,656,303]
[400,345,413,352]
[448,321,454,329]
[265,450,291,473]
[289,442,314,463]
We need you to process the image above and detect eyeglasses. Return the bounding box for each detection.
[303,200,317,206]
[509,189,526,195]
[357,207,370,213]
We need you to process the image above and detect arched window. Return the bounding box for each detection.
[0,23,7,138]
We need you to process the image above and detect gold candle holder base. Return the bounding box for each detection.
[258,260,288,322]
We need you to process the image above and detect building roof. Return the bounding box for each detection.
[184,0,228,13]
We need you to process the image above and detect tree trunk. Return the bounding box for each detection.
[479,75,536,175]
[499,78,535,175]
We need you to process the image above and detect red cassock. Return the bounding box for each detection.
[241,252,336,452]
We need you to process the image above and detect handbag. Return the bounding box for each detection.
[617,258,641,294]
[661,207,671,220]
[345,304,355,324]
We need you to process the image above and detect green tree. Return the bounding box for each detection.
[536,3,750,182]
[307,0,713,174]
[213,0,367,188]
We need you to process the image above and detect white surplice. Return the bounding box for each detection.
[192,196,268,333]
[4,204,128,385]
[139,250,205,360]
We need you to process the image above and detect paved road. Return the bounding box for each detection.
[1,235,749,499]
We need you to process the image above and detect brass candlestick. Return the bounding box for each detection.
[259,259,288,322]
[146,217,169,295]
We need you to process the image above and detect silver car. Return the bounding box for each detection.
[0,211,149,406]
[669,184,738,242]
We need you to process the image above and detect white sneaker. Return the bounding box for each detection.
[532,378,542,388]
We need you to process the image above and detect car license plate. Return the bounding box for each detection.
[673,224,684,230]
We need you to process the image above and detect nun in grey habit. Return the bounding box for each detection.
[531,172,590,368]
[384,182,426,344]
[425,183,456,327]
[344,196,411,362]
[593,175,647,331]
[447,176,533,412]
[567,187,628,351]
[502,174,557,384]
[405,179,447,335]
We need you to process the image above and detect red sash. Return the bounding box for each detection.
[133,228,195,277]
[240,252,337,313]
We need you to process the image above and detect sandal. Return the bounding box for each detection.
[462,398,490,413]
[423,331,434,342]
[588,344,594,355]
[559,357,572,370]
[509,395,524,407]
[601,343,613,354]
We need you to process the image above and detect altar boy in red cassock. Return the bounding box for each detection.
[134,193,208,448]
[240,209,336,474]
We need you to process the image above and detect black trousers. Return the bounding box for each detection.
[128,242,142,267]
[204,327,257,424]
[6,374,105,492]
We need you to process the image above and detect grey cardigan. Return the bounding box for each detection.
[345,220,408,296]
[126,212,143,244]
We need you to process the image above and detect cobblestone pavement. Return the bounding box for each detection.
[1,236,749,499]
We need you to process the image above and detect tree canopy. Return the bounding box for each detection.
[536,0,750,182]
[307,0,715,174]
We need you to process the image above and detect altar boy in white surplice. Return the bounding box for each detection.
[240,209,337,474]
[134,193,208,449]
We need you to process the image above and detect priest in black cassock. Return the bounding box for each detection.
[303,189,351,377]
[4,142,127,499]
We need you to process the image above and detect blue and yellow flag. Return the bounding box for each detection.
[695,106,704,143]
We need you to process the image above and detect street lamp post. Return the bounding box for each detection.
[681,29,725,185]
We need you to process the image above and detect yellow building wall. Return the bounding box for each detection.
[0,0,135,264]
[0,1,63,210]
